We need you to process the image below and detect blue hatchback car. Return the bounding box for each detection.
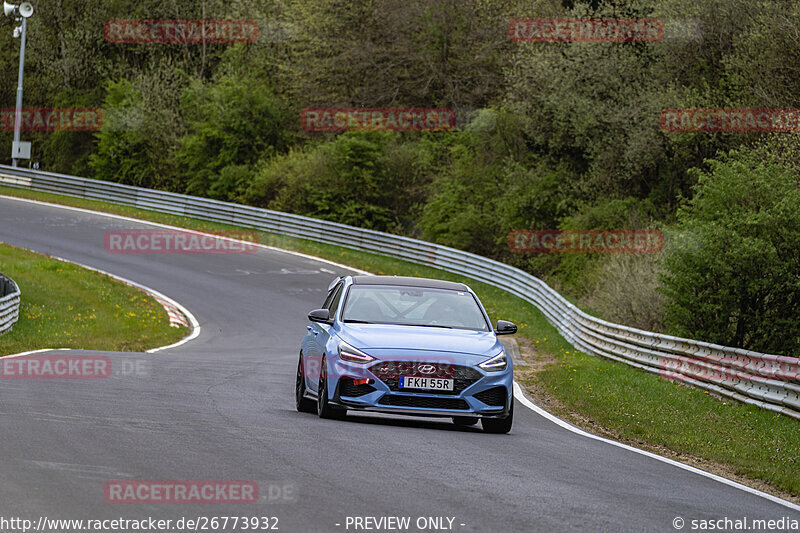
[296,276,517,433]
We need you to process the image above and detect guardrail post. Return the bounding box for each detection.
[0,164,797,420]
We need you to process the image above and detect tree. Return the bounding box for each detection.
[176,78,289,199]
[279,0,522,108]
[89,79,166,188]
[659,150,800,354]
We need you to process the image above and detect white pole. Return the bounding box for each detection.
[11,15,26,167]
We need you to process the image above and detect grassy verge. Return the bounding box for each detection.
[0,185,559,342]
[0,243,187,355]
[1,185,798,499]
[516,343,800,500]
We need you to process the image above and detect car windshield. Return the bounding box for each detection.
[341,285,489,331]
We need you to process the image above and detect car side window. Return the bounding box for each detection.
[326,284,344,317]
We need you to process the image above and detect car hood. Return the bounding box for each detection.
[338,323,501,357]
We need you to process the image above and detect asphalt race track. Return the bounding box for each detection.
[1,196,798,532]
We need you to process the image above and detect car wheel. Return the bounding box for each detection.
[452,416,479,426]
[481,399,513,434]
[296,353,317,414]
[317,356,346,419]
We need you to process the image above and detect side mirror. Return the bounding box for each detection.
[308,308,332,324]
[495,320,517,335]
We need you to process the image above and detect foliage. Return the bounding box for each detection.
[89,80,166,188]
[659,151,800,354]
[2,0,800,350]
[244,133,437,232]
[176,78,289,199]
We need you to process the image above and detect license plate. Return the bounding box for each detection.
[399,376,454,391]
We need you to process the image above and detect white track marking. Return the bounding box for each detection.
[0,246,201,355]
[3,348,71,359]
[43,256,201,353]
[2,193,798,511]
[0,195,371,275]
[512,382,800,512]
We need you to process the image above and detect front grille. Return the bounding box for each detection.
[339,380,376,397]
[371,361,482,395]
[378,395,469,410]
[474,386,507,407]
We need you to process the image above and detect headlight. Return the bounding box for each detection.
[337,340,375,364]
[479,349,507,372]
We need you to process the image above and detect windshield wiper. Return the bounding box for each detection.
[343,319,372,324]
[408,323,454,329]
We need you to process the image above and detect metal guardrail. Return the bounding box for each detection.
[0,273,21,335]
[1,164,798,420]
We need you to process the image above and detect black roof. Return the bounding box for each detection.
[351,276,468,291]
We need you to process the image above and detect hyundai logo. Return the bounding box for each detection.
[418,364,436,375]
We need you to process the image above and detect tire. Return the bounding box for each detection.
[452,416,479,426]
[296,353,317,414]
[482,399,513,434]
[317,356,346,419]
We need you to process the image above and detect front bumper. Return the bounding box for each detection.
[330,358,513,418]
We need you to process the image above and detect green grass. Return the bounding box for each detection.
[1,184,798,498]
[0,243,187,355]
[521,350,800,496]
[0,184,567,348]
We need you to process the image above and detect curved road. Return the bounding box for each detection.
[0,196,798,532]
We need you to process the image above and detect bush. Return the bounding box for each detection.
[419,142,506,255]
[659,150,800,354]
[243,133,437,232]
[550,197,662,296]
[419,110,552,257]
[89,80,165,188]
[581,253,666,332]
[176,78,289,198]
